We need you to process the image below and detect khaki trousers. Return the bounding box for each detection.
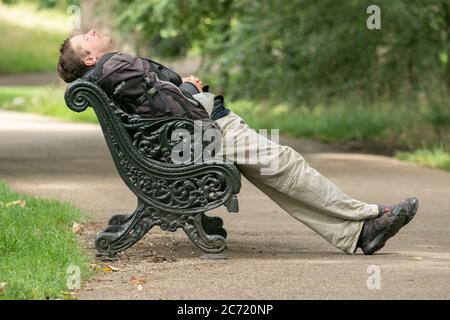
[213,111,379,254]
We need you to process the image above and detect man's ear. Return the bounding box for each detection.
[83,55,98,67]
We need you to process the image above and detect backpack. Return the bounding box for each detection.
[83,52,210,120]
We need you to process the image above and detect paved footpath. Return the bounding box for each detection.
[1,109,449,299]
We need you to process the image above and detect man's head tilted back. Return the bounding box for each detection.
[57,29,113,83]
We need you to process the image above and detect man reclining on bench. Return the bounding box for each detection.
[56,29,419,255]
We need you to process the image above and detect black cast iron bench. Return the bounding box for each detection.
[64,79,241,258]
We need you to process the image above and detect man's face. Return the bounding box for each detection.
[70,29,113,67]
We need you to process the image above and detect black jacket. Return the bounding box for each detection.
[83,52,229,120]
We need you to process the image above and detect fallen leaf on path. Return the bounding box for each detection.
[98,265,120,273]
[108,265,120,272]
[100,266,113,273]
[100,267,112,273]
[90,263,120,273]
[130,276,146,285]
[72,222,84,234]
[89,263,101,271]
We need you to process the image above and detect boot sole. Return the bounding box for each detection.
[404,197,419,226]
[363,207,408,255]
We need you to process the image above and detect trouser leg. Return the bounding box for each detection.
[213,111,379,253]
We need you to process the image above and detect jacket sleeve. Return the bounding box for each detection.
[179,81,201,95]
[142,57,200,96]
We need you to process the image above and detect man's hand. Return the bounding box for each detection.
[182,75,203,92]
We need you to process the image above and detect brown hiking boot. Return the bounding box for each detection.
[378,197,419,226]
[357,204,410,255]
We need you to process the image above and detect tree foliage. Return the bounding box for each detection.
[112,0,450,105]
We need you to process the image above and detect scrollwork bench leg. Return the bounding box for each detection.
[95,201,155,258]
[182,214,227,253]
[95,201,229,257]
[201,213,227,239]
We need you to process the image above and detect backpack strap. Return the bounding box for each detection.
[140,57,183,85]
[82,52,118,83]
[140,71,195,119]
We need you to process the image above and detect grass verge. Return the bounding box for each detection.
[229,99,450,158]
[0,2,68,74]
[395,146,450,171]
[0,86,98,123]
[228,100,450,171]
[228,100,449,148]
[0,181,90,299]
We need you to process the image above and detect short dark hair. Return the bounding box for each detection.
[56,37,89,83]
